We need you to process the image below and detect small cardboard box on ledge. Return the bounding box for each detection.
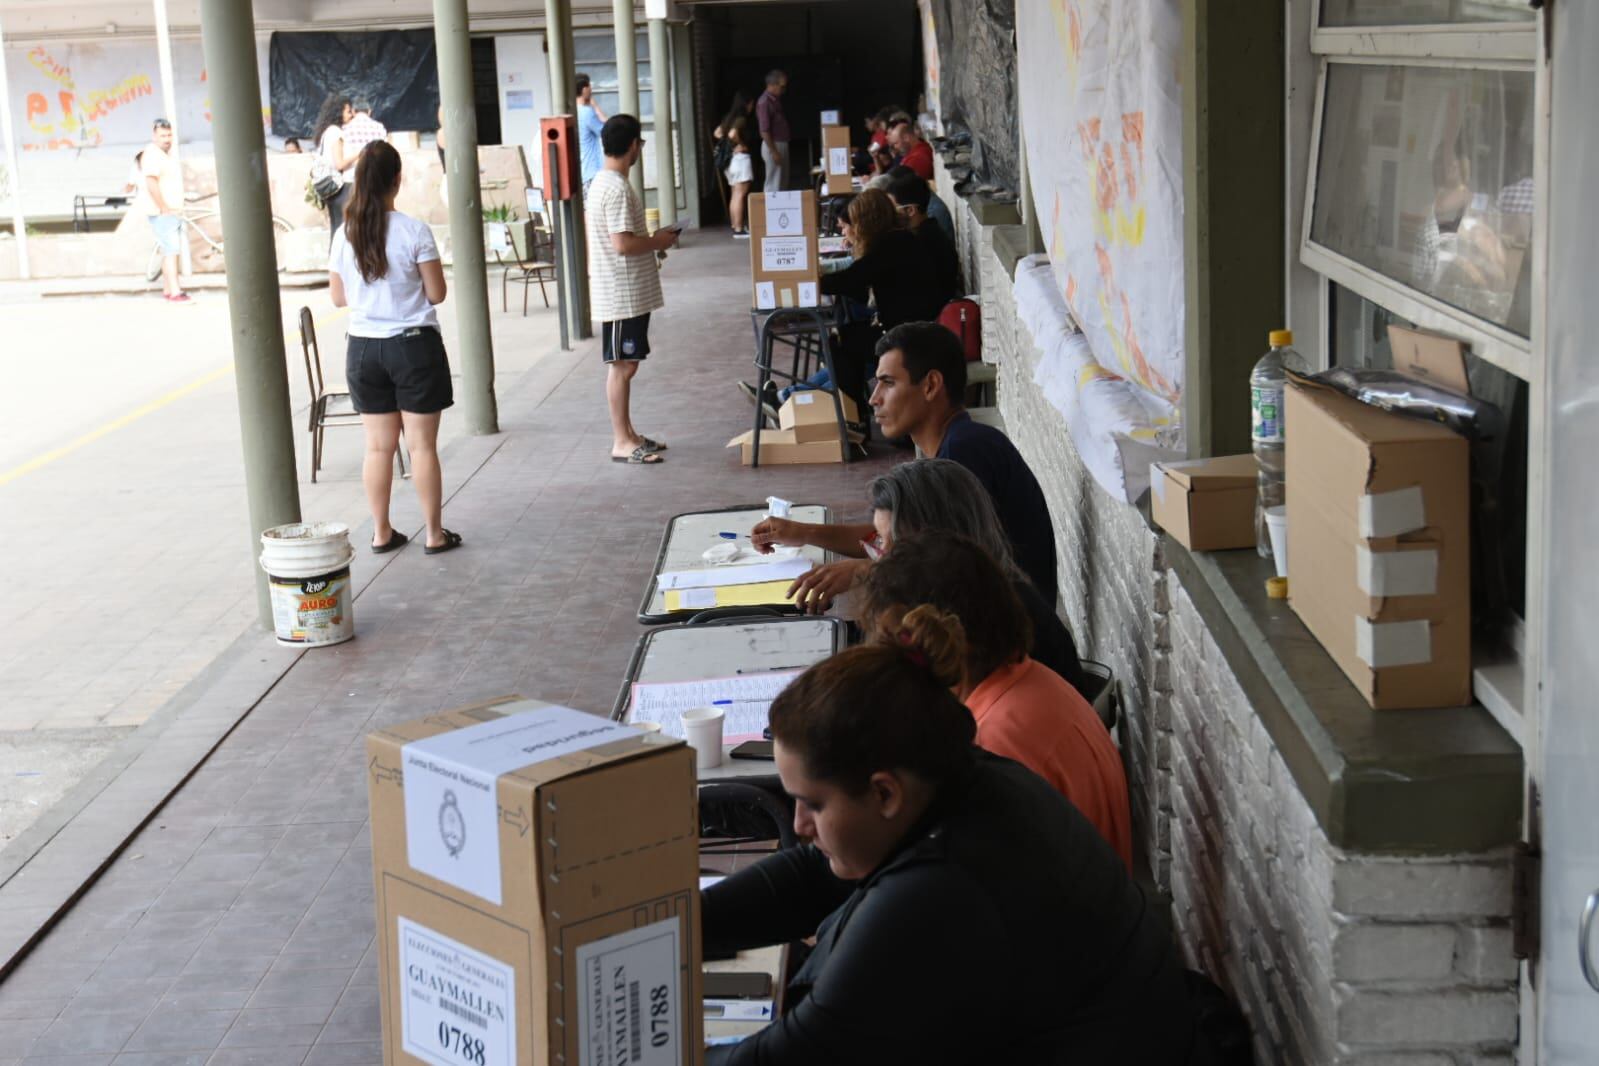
[1149,454,1259,551]
[366,697,702,1066]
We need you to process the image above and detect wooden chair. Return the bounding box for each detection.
[298,307,407,483]
[496,220,557,315]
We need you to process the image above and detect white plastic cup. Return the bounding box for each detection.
[680,707,726,770]
[1264,506,1289,579]
[631,720,663,735]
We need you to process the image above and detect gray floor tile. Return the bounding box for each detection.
[27,1011,143,1055]
[122,1009,236,1053]
[205,1052,310,1066]
[300,1044,379,1066]
[20,1056,116,1066]
[111,1055,209,1066]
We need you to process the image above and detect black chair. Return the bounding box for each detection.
[298,307,407,483]
[699,779,797,853]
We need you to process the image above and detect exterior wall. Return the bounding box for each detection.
[965,196,1519,1066]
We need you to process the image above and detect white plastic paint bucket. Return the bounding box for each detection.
[259,522,355,647]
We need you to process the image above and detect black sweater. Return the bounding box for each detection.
[702,752,1197,1065]
[819,228,955,328]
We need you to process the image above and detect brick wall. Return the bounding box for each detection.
[963,196,1519,1066]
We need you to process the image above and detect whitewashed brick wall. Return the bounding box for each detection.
[966,201,1519,1066]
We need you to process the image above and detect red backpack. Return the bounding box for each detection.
[938,298,982,361]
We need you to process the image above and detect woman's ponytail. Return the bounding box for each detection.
[344,141,402,283]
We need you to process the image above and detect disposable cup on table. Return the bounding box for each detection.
[681,707,726,770]
[1265,506,1289,579]
[631,720,663,735]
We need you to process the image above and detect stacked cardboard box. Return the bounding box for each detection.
[1150,454,1259,551]
[728,391,861,465]
[367,698,702,1066]
[1285,381,1471,709]
[821,126,852,196]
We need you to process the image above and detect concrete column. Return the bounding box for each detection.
[152,0,191,276]
[198,0,301,627]
[612,0,644,201]
[670,21,700,230]
[647,16,676,224]
[0,15,30,279]
[434,0,499,434]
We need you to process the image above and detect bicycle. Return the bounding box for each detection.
[146,191,295,283]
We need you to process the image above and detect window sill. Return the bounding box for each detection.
[1159,523,1523,855]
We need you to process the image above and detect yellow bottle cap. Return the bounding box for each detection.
[1269,329,1293,347]
[1266,576,1288,599]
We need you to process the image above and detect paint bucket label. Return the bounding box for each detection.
[267,565,353,646]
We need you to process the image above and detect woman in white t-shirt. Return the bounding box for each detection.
[312,94,355,239]
[328,140,462,556]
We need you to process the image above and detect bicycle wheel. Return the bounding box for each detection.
[145,244,163,283]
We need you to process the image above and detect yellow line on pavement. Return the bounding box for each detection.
[0,306,347,488]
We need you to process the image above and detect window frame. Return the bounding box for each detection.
[1291,1,1546,741]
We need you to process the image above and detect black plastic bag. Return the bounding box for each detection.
[1290,368,1503,442]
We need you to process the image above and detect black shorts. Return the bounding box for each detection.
[346,328,454,414]
[601,314,651,363]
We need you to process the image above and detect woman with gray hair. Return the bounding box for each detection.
[756,458,1085,691]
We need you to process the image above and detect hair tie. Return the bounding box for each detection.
[896,629,928,669]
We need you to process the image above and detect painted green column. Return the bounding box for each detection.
[613,0,645,201]
[198,0,301,627]
[647,15,677,225]
[434,0,499,434]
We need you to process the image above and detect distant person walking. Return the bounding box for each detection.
[757,69,790,194]
[313,94,356,239]
[135,118,188,303]
[576,73,607,194]
[342,97,388,154]
[586,114,680,465]
[327,141,462,556]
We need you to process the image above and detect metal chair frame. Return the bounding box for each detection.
[298,307,407,483]
[496,219,557,315]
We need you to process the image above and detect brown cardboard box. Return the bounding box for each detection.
[367,697,702,1066]
[1149,454,1258,551]
[749,191,819,310]
[821,126,852,196]
[778,390,860,443]
[726,425,863,465]
[1285,381,1471,709]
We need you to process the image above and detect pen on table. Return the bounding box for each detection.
[717,532,740,540]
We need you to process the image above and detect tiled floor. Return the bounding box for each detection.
[0,235,900,1064]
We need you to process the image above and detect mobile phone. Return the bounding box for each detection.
[702,971,773,999]
[729,739,774,761]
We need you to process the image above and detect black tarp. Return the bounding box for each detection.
[269,31,440,138]
[930,0,1017,193]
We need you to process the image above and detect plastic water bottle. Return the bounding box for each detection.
[1251,329,1308,559]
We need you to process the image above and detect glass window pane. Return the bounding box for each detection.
[1321,0,1533,27]
[1311,63,1535,337]
[1328,282,1526,625]
[573,35,616,63]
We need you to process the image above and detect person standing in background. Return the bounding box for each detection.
[576,73,607,195]
[586,114,680,466]
[342,97,388,155]
[135,119,188,303]
[312,94,355,240]
[757,69,790,194]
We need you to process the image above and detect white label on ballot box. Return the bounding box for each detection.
[797,281,818,307]
[820,109,840,125]
[755,281,776,310]
[577,917,684,1066]
[398,917,517,1066]
[828,147,848,175]
[761,236,809,273]
[763,191,804,236]
[401,704,633,905]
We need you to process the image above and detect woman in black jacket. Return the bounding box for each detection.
[818,187,956,414]
[702,607,1201,1065]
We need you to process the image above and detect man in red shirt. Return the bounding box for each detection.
[888,118,934,181]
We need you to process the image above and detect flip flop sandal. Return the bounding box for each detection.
[612,446,663,465]
[372,531,409,554]
[424,530,463,555]
[639,437,668,453]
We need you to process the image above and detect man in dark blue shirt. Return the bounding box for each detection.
[873,322,1057,601]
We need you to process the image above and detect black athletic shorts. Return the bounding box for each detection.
[345,327,454,414]
[601,313,652,363]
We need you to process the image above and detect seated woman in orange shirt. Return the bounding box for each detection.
[861,532,1132,869]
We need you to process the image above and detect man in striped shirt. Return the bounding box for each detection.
[586,113,680,465]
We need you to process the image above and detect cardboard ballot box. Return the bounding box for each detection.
[1285,381,1471,710]
[821,126,852,196]
[780,389,860,443]
[367,698,702,1066]
[1149,454,1258,551]
[749,191,819,310]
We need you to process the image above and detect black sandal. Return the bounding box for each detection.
[424,530,463,555]
[372,531,409,554]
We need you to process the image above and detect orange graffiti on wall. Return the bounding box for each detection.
[26,47,74,88]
